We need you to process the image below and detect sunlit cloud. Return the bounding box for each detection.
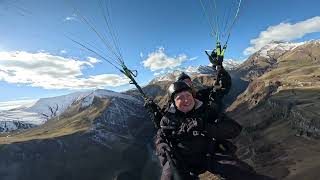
[142,47,189,71]
[244,16,320,55]
[87,57,101,64]
[0,51,129,89]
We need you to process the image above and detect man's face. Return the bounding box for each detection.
[174,91,195,113]
[183,78,193,87]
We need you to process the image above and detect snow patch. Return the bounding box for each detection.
[257,41,305,58]
[0,110,43,132]
[27,89,140,116]
[0,110,45,125]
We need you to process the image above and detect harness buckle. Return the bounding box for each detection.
[193,131,199,136]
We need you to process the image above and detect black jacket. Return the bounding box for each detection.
[155,99,242,169]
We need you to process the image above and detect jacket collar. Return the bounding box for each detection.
[167,98,203,113]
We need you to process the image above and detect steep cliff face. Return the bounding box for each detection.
[227,41,320,179]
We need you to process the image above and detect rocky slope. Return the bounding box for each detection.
[227,40,320,180]
[0,89,159,180]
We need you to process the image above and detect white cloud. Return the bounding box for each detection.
[87,57,101,64]
[60,49,67,54]
[140,52,144,58]
[64,13,77,22]
[189,56,198,61]
[142,47,188,71]
[244,16,320,55]
[0,51,129,89]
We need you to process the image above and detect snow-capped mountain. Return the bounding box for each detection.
[0,89,140,133]
[0,110,42,132]
[0,99,43,133]
[251,40,320,60]
[151,59,241,83]
[256,41,304,58]
[151,66,217,83]
[222,59,242,70]
[26,91,92,116]
[27,89,139,115]
[236,41,313,81]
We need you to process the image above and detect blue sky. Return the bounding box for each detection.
[1,0,320,102]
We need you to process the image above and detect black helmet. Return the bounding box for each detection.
[168,81,192,101]
[177,72,191,81]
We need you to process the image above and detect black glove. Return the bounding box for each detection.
[144,99,163,128]
[157,143,171,155]
[144,99,160,117]
[144,99,158,111]
[205,50,218,65]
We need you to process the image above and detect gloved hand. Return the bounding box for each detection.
[144,99,160,117]
[205,50,218,65]
[157,143,171,155]
[144,99,158,110]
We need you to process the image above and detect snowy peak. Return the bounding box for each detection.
[0,89,141,133]
[256,40,320,59]
[26,91,92,115]
[150,67,210,83]
[222,59,242,70]
[151,60,241,83]
[26,89,140,118]
[256,41,304,58]
[79,89,140,107]
[151,70,186,82]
